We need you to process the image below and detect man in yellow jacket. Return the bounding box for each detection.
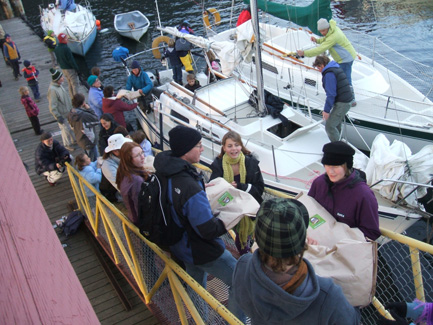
[297,19,357,106]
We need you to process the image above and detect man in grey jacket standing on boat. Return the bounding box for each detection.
[48,68,77,151]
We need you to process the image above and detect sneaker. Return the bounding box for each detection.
[351,101,357,107]
[35,98,41,103]
[15,77,19,81]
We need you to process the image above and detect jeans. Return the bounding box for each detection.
[339,61,353,86]
[185,249,246,323]
[29,83,40,99]
[326,101,351,142]
[172,64,183,84]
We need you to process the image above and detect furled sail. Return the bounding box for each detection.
[243,0,332,34]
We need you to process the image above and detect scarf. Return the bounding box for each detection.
[282,260,308,294]
[222,152,254,249]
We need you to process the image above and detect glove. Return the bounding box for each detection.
[57,116,64,124]
[377,310,409,325]
[385,302,407,319]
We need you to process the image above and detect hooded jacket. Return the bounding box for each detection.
[232,251,360,325]
[68,107,99,150]
[35,140,70,175]
[304,19,356,64]
[321,60,353,113]
[102,97,138,127]
[154,151,227,265]
[308,169,381,240]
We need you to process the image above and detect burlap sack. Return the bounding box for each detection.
[206,177,260,230]
[298,193,377,307]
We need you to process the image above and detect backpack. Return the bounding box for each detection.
[62,210,84,237]
[137,173,184,247]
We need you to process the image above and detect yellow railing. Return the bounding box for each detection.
[66,162,433,325]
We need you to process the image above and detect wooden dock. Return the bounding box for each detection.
[0,18,159,325]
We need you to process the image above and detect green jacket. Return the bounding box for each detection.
[304,19,356,63]
[54,43,78,70]
[48,81,72,120]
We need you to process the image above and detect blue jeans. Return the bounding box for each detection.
[29,83,40,99]
[339,61,353,86]
[172,64,183,84]
[185,249,246,323]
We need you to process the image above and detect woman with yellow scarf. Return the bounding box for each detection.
[210,131,264,255]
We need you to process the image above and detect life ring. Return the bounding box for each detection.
[203,8,221,29]
[151,35,171,59]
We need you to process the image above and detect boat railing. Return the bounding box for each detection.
[66,160,433,324]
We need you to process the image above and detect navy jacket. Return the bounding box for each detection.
[321,61,353,113]
[154,151,226,265]
[35,140,70,175]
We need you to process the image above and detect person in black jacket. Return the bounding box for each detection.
[210,130,264,255]
[98,113,119,154]
[154,126,245,322]
[35,132,71,186]
[313,55,353,142]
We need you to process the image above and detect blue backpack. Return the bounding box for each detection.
[62,210,84,237]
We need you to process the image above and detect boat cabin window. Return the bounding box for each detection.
[170,110,189,124]
[201,127,220,140]
[267,121,302,139]
[253,57,278,74]
[304,78,316,87]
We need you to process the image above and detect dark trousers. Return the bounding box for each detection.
[29,83,40,100]
[10,59,20,78]
[29,116,42,135]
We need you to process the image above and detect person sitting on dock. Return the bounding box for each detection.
[153,125,245,322]
[55,33,80,99]
[125,60,153,114]
[3,34,21,80]
[308,141,381,241]
[232,198,361,324]
[35,132,71,186]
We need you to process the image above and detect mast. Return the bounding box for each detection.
[250,0,267,114]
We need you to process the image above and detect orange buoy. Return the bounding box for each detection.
[96,19,101,30]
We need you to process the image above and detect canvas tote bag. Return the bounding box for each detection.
[206,177,260,230]
[298,193,378,307]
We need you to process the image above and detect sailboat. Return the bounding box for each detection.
[39,0,97,56]
[128,7,431,234]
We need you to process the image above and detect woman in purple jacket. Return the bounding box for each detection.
[308,141,381,240]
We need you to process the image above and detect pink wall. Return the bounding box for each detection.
[0,117,99,324]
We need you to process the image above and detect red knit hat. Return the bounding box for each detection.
[58,33,68,44]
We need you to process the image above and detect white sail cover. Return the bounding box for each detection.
[365,134,433,207]
[158,23,260,76]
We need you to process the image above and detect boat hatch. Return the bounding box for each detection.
[267,120,302,139]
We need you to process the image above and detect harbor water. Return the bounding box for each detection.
[20,0,433,93]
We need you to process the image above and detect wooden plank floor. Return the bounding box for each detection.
[0,18,159,325]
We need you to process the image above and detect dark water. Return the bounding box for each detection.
[20,0,433,91]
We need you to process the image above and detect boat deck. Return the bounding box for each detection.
[0,18,158,324]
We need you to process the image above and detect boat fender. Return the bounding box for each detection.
[96,19,101,30]
[151,35,171,59]
[203,8,221,29]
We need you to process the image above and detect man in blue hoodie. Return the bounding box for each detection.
[125,60,153,113]
[232,198,360,324]
[313,55,353,142]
